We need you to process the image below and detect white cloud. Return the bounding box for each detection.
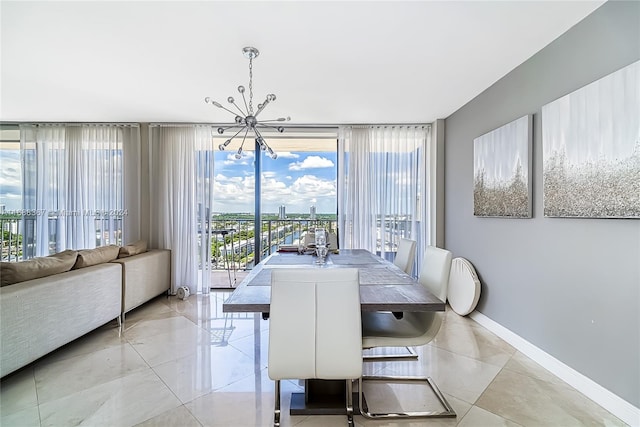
[288,155,334,171]
[290,175,336,198]
[274,151,299,159]
[0,152,22,210]
[223,150,254,165]
[212,171,336,214]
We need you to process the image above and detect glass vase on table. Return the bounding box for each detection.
[314,228,328,264]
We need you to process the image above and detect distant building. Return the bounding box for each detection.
[278,205,286,220]
[0,205,5,213]
[310,205,316,220]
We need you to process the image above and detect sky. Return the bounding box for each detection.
[213,150,337,214]
[0,150,21,211]
[0,148,338,215]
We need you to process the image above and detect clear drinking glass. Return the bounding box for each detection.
[314,228,327,264]
[315,228,326,247]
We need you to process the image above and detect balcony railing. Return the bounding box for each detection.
[3,214,416,273]
[209,218,338,271]
[0,213,123,261]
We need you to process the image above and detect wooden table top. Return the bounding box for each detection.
[222,249,446,313]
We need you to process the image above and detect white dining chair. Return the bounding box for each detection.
[359,245,456,419]
[327,232,339,250]
[364,237,418,360]
[393,238,417,275]
[268,268,362,427]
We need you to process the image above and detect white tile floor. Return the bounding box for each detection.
[0,292,627,427]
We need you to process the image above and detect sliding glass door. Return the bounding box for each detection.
[211,129,338,274]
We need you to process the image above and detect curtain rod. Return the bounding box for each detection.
[149,122,431,128]
[4,122,139,127]
[149,123,339,129]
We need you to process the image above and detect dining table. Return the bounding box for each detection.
[222,248,446,415]
[222,248,445,314]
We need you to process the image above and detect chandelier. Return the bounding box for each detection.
[205,46,290,160]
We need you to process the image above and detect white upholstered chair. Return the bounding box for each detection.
[327,232,339,250]
[359,245,455,419]
[365,237,418,359]
[268,268,362,426]
[303,231,315,248]
[393,238,417,275]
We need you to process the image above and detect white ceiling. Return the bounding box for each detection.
[1,1,604,125]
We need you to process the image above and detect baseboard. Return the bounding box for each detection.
[469,311,640,427]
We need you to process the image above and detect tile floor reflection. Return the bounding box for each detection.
[0,292,627,426]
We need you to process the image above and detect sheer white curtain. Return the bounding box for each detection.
[338,125,431,275]
[20,124,139,257]
[149,125,214,295]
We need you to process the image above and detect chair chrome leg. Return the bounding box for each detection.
[346,379,354,426]
[274,379,281,427]
[358,375,456,419]
[117,315,122,335]
[363,346,418,361]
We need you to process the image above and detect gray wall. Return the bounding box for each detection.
[444,1,640,407]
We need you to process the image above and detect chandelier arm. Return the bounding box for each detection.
[253,100,270,118]
[239,128,250,149]
[218,125,243,133]
[253,128,272,149]
[255,128,277,158]
[240,91,249,115]
[258,118,289,123]
[237,129,251,153]
[229,126,248,140]
[255,123,283,131]
[212,102,242,118]
[230,100,248,117]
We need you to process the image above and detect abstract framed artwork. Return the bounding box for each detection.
[473,115,533,218]
[542,60,640,218]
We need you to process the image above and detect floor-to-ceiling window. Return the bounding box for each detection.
[0,124,139,260]
[0,125,23,261]
[211,128,338,272]
[339,125,431,275]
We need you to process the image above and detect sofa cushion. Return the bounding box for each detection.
[118,240,148,258]
[0,250,78,287]
[73,245,120,269]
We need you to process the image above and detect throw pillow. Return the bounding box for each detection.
[0,250,78,287]
[118,240,148,258]
[73,245,120,269]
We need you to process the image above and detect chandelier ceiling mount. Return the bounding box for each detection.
[205,46,290,160]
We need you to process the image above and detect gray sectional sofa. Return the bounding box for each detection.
[0,246,171,378]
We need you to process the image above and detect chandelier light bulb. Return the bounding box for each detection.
[204,46,290,160]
